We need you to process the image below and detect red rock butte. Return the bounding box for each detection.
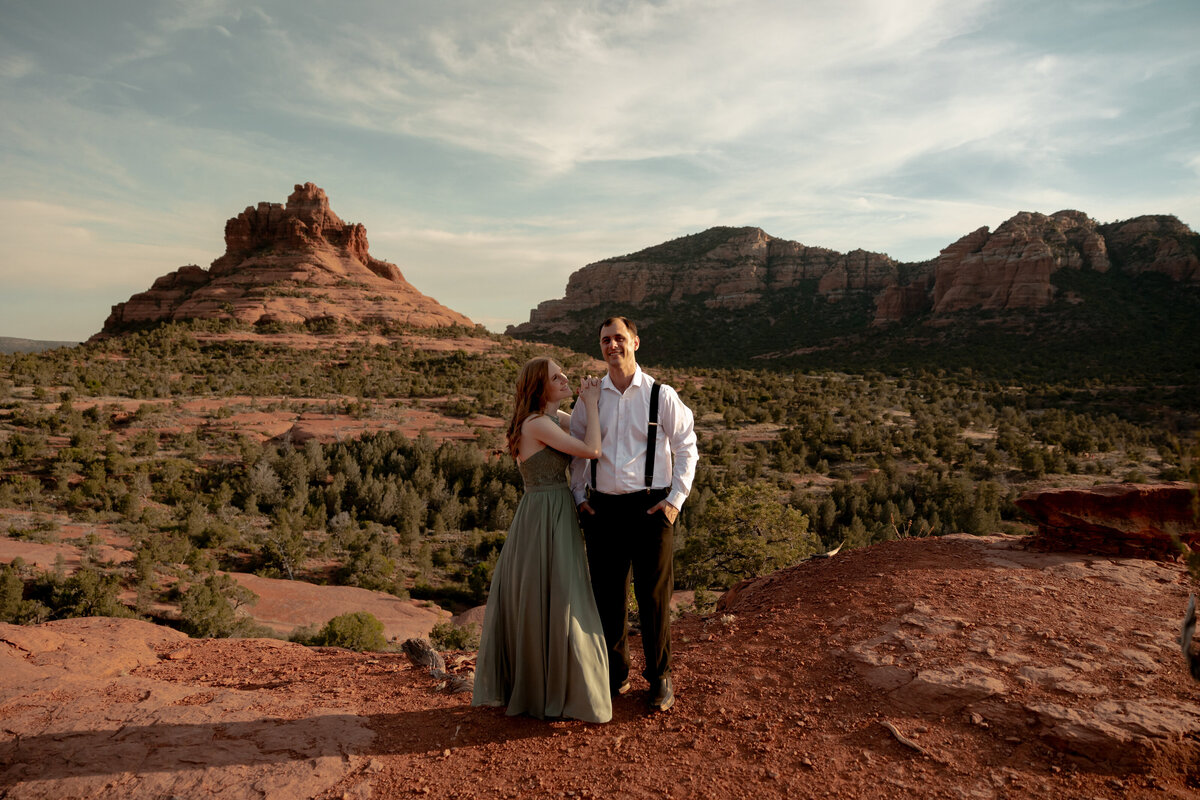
[99,183,472,336]
[508,211,1200,337]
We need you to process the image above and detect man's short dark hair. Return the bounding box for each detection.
[598,316,637,337]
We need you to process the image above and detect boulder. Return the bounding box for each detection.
[1028,699,1200,769]
[1016,481,1200,559]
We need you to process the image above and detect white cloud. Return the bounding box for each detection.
[274,0,995,172]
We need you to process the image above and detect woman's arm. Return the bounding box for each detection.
[524,414,600,460]
[523,377,602,460]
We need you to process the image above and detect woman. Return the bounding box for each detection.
[472,357,611,723]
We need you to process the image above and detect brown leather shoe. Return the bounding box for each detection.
[649,677,674,712]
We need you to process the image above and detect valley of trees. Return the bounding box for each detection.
[0,320,1195,643]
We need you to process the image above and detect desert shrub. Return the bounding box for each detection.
[690,586,717,614]
[429,620,480,652]
[676,586,718,617]
[0,562,49,624]
[0,563,24,620]
[287,623,320,644]
[337,523,403,594]
[130,429,159,456]
[305,316,341,335]
[443,396,478,418]
[675,484,818,589]
[466,551,499,603]
[179,573,259,638]
[132,528,194,568]
[252,506,309,580]
[26,565,135,621]
[0,474,47,511]
[310,611,388,652]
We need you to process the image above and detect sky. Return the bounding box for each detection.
[1,0,1197,341]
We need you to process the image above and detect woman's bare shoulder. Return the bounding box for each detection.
[521,413,556,434]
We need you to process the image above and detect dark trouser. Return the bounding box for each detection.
[582,488,674,690]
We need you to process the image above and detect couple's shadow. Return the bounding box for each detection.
[0,702,633,787]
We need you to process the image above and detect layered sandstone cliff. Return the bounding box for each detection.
[508,211,1199,338]
[511,227,903,336]
[1100,214,1200,282]
[881,211,1198,323]
[100,184,472,335]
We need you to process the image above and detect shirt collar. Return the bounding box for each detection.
[601,365,644,393]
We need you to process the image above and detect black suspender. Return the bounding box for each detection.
[644,381,661,488]
[591,381,663,492]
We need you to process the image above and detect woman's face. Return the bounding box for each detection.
[543,361,573,406]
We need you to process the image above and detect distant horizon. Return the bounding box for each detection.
[0,335,82,346]
[3,0,1198,340]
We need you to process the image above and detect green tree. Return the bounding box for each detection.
[259,507,308,580]
[676,484,818,589]
[27,566,134,620]
[179,573,258,638]
[0,562,49,624]
[339,524,401,593]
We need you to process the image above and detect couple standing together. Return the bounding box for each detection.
[473,316,698,723]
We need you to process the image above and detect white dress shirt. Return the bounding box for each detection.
[570,367,698,511]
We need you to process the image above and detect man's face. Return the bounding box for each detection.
[599,320,639,372]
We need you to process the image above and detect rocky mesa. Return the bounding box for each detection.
[508,211,1200,337]
[99,183,472,336]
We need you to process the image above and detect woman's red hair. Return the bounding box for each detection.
[505,357,554,458]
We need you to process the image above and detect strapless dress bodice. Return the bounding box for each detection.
[518,446,571,489]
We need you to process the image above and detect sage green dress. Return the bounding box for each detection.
[472,445,612,723]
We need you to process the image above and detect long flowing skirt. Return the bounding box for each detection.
[472,484,611,723]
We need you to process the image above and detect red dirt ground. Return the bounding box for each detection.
[3,534,1199,799]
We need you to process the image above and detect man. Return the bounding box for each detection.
[570,316,698,712]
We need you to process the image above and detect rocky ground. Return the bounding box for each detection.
[2,533,1199,799]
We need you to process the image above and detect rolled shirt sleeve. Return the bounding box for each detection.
[659,384,698,511]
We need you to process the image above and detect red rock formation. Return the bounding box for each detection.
[0,617,375,798]
[873,273,934,322]
[100,183,472,336]
[931,211,1111,314]
[509,227,902,335]
[878,211,1198,324]
[509,211,1198,339]
[816,249,903,301]
[1015,481,1200,559]
[1101,215,1200,282]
